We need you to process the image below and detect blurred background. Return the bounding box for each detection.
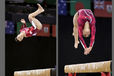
[58,0,112,76]
[5,0,56,76]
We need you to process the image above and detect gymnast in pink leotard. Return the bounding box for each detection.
[15,4,44,42]
[73,9,96,55]
[19,20,40,37]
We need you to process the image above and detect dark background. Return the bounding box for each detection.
[6,35,56,76]
[58,1,112,76]
[5,0,56,76]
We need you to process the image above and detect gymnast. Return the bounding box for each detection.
[73,9,96,55]
[15,4,44,42]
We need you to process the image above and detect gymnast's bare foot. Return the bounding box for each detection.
[74,41,79,48]
[37,3,44,13]
[72,32,74,36]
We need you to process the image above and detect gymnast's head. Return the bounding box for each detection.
[20,19,26,24]
[83,21,90,37]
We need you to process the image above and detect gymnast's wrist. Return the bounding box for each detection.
[89,45,92,47]
[89,46,92,49]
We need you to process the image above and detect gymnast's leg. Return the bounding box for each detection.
[28,4,44,30]
[73,12,79,48]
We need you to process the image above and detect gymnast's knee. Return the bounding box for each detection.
[28,14,34,21]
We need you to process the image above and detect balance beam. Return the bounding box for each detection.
[14,68,56,76]
[64,61,111,73]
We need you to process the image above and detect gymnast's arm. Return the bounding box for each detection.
[78,27,87,49]
[73,12,79,48]
[89,23,96,48]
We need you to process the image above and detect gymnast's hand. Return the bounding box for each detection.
[16,32,25,42]
[74,41,79,48]
[16,35,24,42]
[84,47,92,55]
